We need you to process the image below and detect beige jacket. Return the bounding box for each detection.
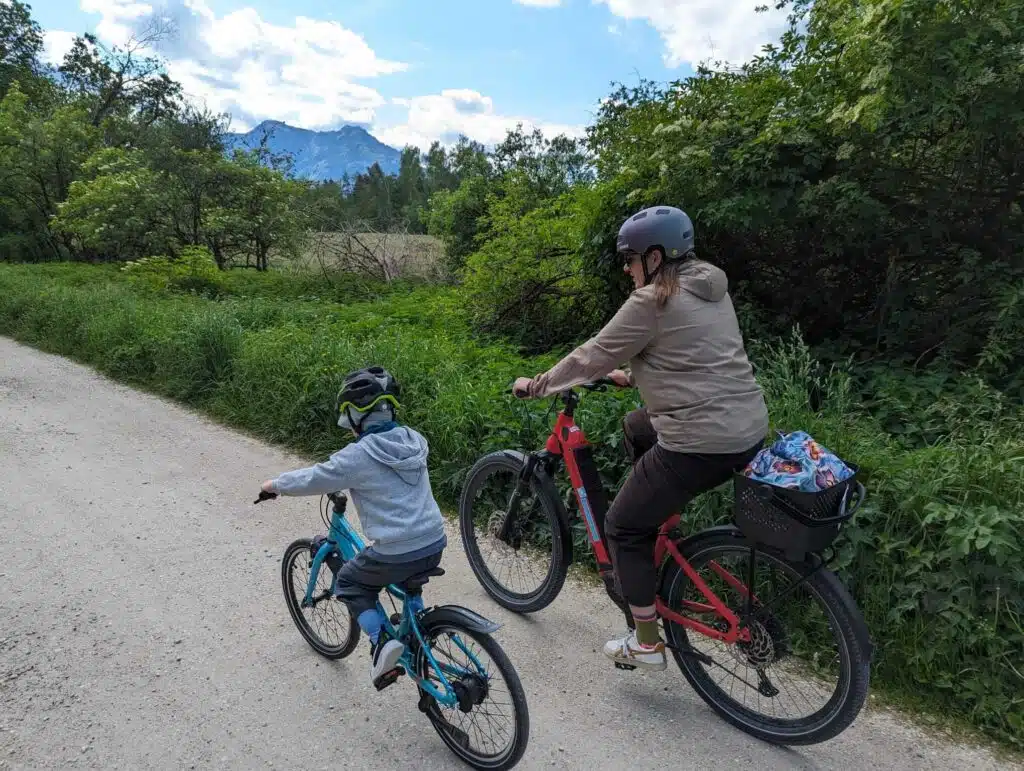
[526,260,769,454]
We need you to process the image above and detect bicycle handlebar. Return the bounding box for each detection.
[510,376,621,398]
[254,490,278,504]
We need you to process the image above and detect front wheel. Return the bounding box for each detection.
[458,451,571,613]
[415,621,530,770]
[281,539,361,659]
[659,530,871,745]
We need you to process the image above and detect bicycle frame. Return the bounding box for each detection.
[509,387,751,645]
[303,500,484,708]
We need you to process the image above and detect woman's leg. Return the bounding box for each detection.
[603,442,761,668]
[621,407,658,463]
[599,408,660,629]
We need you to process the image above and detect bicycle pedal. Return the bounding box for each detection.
[373,666,405,692]
[614,662,638,671]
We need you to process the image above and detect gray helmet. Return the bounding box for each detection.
[616,205,695,261]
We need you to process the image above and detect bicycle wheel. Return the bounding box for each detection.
[658,530,871,745]
[459,451,570,613]
[415,620,530,770]
[281,539,360,659]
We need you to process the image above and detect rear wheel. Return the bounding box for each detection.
[659,531,871,745]
[458,451,570,613]
[281,538,360,659]
[415,621,530,770]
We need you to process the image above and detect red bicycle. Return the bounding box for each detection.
[459,379,873,745]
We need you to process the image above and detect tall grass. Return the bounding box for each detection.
[0,263,1021,746]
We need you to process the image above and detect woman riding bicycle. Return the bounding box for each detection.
[513,205,769,671]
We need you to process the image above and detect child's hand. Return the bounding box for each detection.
[261,479,276,493]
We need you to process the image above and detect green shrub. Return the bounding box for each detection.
[121,246,223,294]
[0,262,1021,746]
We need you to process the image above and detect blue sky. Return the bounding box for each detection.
[37,0,789,149]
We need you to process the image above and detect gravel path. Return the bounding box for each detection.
[0,336,1017,770]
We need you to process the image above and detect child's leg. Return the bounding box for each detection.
[334,553,390,644]
[334,550,443,643]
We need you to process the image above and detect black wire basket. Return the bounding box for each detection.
[732,463,865,559]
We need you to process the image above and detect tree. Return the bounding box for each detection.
[52,147,172,260]
[0,84,101,260]
[0,0,43,100]
[396,145,426,231]
[220,150,307,270]
[577,0,1024,368]
[57,27,181,129]
[461,186,604,351]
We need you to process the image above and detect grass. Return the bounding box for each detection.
[284,232,446,282]
[0,261,1021,749]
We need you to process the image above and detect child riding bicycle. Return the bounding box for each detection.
[260,366,447,687]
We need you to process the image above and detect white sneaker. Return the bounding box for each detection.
[603,629,667,671]
[370,638,405,684]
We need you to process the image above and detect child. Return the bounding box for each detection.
[260,366,446,686]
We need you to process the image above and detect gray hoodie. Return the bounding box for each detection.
[271,426,446,558]
[526,259,769,454]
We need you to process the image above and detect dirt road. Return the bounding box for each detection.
[0,337,1015,770]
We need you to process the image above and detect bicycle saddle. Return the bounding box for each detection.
[401,566,446,591]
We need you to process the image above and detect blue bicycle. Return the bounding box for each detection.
[259,490,530,770]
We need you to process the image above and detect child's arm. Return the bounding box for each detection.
[264,445,364,497]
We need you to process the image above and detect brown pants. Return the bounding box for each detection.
[606,409,761,608]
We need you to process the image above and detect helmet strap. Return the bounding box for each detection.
[641,249,663,286]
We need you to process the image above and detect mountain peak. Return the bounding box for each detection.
[224,120,401,181]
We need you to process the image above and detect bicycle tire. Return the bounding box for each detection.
[459,451,570,613]
[415,620,530,770]
[281,538,361,660]
[659,530,871,745]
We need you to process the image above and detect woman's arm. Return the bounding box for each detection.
[522,289,656,399]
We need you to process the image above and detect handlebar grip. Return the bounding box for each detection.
[254,490,278,504]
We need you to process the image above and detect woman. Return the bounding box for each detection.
[513,205,769,671]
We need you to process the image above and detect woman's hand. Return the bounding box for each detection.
[261,479,276,493]
[512,377,534,398]
[608,369,631,388]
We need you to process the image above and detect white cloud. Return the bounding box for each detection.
[514,0,563,6]
[375,88,584,151]
[66,0,583,147]
[75,0,406,131]
[597,0,789,67]
[81,0,153,47]
[42,30,78,65]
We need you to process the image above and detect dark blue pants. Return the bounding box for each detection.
[334,549,443,617]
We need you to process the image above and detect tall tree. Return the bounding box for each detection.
[0,0,43,99]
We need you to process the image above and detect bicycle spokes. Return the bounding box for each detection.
[286,545,356,651]
[419,627,515,759]
[668,547,844,723]
[469,466,555,596]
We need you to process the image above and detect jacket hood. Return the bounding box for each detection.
[359,426,429,485]
[678,259,728,302]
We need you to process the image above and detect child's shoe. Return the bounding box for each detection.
[370,636,405,686]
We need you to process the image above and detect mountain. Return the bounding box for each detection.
[223,120,402,181]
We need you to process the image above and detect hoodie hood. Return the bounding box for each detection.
[678,259,728,302]
[359,426,429,485]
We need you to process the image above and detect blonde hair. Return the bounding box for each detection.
[651,251,695,308]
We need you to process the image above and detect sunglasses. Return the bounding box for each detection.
[618,250,642,266]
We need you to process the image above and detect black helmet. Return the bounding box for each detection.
[334,366,400,430]
[616,205,695,262]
